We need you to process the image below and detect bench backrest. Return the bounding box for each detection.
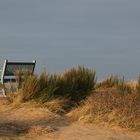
[0,60,36,83]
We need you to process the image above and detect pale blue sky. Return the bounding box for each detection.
[0,0,140,79]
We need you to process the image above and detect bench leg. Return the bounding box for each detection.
[0,84,6,97]
[2,88,6,97]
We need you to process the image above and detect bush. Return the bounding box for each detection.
[18,66,97,103]
[60,66,97,101]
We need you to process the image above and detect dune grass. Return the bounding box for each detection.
[10,66,140,131]
[16,66,96,104]
[69,89,140,131]
[136,75,140,93]
[96,75,133,93]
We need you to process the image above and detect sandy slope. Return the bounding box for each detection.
[0,98,140,140]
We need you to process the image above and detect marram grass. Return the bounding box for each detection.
[17,65,97,103]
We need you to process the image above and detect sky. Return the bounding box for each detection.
[0,0,140,80]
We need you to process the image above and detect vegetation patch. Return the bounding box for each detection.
[16,65,96,105]
[9,66,140,131]
[69,89,140,131]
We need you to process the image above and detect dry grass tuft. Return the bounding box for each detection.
[96,75,133,93]
[136,75,140,93]
[43,98,70,114]
[127,80,137,90]
[96,75,119,89]
[27,125,57,137]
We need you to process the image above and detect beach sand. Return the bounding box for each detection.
[0,98,140,140]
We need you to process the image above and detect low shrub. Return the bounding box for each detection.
[69,89,140,131]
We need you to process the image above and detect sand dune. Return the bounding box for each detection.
[0,98,140,140]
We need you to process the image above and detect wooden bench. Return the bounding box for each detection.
[0,60,36,96]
